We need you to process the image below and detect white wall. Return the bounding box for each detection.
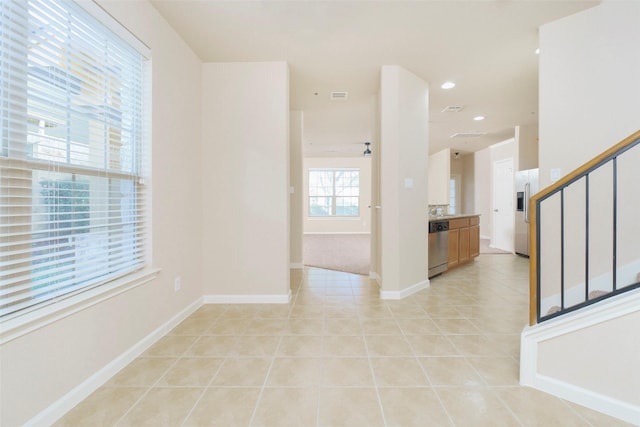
[521,291,640,424]
[538,1,640,295]
[474,148,491,239]
[527,1,640,421]
[539,1,640,189]
[0,1,204,425]
[515,124,539,172]
[461,153,475,214]
[538,310,640,407]
[379,65,429,296]
[290,111,304,267]
[303,157,372,234]
[427,148,450,206]
[303,97,374,157]
[201,62,290,299]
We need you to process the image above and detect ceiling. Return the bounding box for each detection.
[149,0,597,157]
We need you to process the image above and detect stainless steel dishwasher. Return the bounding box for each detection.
[428,220,449,278]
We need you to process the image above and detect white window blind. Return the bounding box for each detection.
[308,168,360,217]
[0,0,149,318]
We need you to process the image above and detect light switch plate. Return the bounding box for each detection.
[404,178,414,189]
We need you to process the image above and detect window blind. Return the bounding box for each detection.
[0,0,149,318]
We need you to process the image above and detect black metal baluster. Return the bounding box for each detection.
[585,174,590,302]
[613,157,617,291]
[534,137,640,322]
[561,189,565,311]
[536,198,542,322]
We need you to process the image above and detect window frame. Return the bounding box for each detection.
[0,0,156,338]
[449,174,461,215]
[308,168,360,218]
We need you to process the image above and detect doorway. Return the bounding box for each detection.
[492,158,514,252]
[302,158,372,275]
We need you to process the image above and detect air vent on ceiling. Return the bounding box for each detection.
[330,91,348,101]
[450,132,487,138]
[441,105,464,113]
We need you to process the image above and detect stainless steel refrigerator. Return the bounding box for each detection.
[514,168,539,256]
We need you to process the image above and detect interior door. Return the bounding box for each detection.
[492,158,515,252]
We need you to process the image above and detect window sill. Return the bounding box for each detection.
[0,268,160,345]
[308,216,362,220]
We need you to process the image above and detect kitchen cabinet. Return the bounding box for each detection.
[447,228,460,269]
[447,215,479,271]
[459,226,470,263]
[469,216,480,258]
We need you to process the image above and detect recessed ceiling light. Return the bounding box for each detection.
[441,81,456,90]
[535,48,540,55]
[473,115,485,121]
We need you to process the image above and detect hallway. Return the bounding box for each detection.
[55,255,630,426]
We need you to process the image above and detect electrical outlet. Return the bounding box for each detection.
[174,276,181,291]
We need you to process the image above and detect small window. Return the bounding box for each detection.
[449,175,461,215]
[309,169,360,217]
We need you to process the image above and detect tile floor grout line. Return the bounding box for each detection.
[246,335,284,427]
[559,393,602,427]
[316,304,327,427]
[111,345,189,426]
[407,302,457,427]
[360,308,389,427]
[56,259,630,426]
[176,326,229,427]
[490,386,528,427]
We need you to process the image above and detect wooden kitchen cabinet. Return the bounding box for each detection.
[459,226,470,263]
[447,228,460,268]
[469,216,480,258]
[447,215,480,271]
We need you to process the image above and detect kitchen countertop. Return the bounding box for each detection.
[429,213,480,221]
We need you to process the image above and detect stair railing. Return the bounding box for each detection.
[529,130,640,325]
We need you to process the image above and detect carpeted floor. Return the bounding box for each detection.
[303,235,507,275]
[303,234,370,276]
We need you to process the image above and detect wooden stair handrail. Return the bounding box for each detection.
[528,129,640,326]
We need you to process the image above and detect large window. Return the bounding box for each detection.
[308,168,360,217]
[0,0,149,318]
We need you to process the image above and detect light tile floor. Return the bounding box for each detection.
[56,255,632,426]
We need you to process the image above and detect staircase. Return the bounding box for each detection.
[520,130,640,425]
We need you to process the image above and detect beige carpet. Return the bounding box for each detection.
[303,234,370,275]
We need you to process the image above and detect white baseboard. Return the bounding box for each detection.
[379,279,429,300]
[525,374,640,425]
[203,290,292,304]
[520,289,640,425]
[28,297,203,427]
[369,271,380,284]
